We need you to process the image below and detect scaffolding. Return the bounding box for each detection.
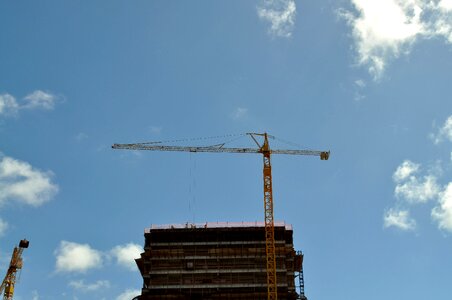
[136,222,304,300]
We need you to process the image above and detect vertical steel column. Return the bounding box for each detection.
[262,134,277,300]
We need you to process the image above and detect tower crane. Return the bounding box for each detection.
[112,132,329,300]
[0,239,29,300]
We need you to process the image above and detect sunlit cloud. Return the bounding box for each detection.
[257,0,296,38]
[0,155,58,207]
[55,241,103,273]
[55,241,142,274]
[393,160,420,182]
[392,160,440,204]
[111,243,142,271]
[432,182,452,232]
[341,0,452,78]
[383,208,416,230]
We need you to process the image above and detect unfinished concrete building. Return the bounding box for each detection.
[135,222,306,300]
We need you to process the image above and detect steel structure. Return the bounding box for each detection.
[112,132,329,300]
[0,239,29,300]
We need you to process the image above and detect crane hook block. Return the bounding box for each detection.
[320,151,330,160]
[19,239,29,248]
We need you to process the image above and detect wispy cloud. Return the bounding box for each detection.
[55,241,103,273]
[341,0,452,78]
[383,208,416,231]
[431,115,452,144]
[0,218,8,236]
[0,155,58,207]
[231,107,248,120]
[116,289,141,300]
[111,243,142,271]
[23,90,57,110]
[353,79,367,101]
[0,94,19,115]
[257,0,296,38]
[69,280,111,292]
[0,90,59,117]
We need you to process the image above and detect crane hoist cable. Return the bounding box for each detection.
[0,239,29,300]
[112,132,329,300]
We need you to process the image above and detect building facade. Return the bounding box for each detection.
[135,222,304,300]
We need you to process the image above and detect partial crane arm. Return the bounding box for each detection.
[0,239,29,300]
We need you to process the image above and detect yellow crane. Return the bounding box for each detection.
[0,239,29,300]
[112,132,329,300]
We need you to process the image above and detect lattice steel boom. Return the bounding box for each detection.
[0,239,29,300]
[112,133,329,300]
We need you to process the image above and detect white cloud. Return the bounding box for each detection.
[111,243,142,271]
[395,174,440,203]
[23,90,56,110]
[257,0,296,38]
[342,0,452,78]
[1,90,58,118]
[392,160,440,203]
[69,279,110,292]
[393,160,420,182]
[55,241,103,273]
[0,94,19,115]
[383,208,416,230]
[439,0,452,10]
[432,115,452,144]
[0,218,8,236]
[0,155,58,207]
[231,107,248,120]
[116,289,141,300]
[432,182,452,232]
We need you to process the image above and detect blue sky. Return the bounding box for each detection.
[1,0,452,299]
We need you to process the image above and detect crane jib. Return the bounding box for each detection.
[112,144,329,159]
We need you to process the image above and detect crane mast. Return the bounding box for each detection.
[112,132,329,300]
[260,134,278,299]
[0,239,29,300]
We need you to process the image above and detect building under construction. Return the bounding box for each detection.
[135,222,307,300]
